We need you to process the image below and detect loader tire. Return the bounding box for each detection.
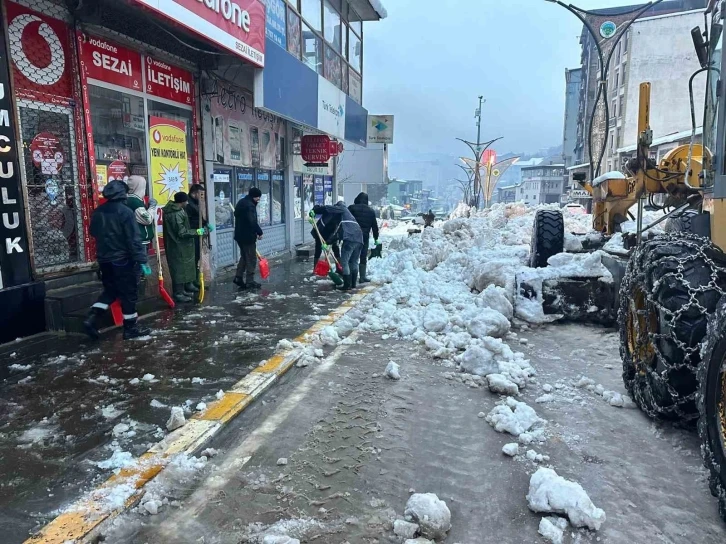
[619,232,726,421]
[529,209,564,268]
[698,300,726,521]
[664,209,699,233]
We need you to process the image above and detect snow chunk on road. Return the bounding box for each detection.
[263,537,300,544]
[385,361,401,380]
[575,376,595,388]
[477,285,514,320]
[166,407,186,431]
[502,443,519,457]
[486,398,543,437]
[393,519,419,539]
[467,308,510,339]
[487,373,519,396]
[142,373,156,382]
[96,451,136,470]
[526,467,606,530]
[458,345,497,376]
[539,516,569,544]
[423,304,448,332]
[536,394,555,404]
[404,493,451,540]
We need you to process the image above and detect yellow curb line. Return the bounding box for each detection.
[25,286,375,544]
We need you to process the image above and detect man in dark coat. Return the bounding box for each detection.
[348,192,379,283]
[84,180,152,340]
[311,213,342,274]
[313,201,363,291]
[234,187,264,289]
[163,192,206,302]
[186,184,209,286]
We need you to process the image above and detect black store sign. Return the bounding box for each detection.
[0,13,32,289]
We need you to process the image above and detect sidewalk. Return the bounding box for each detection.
[93,324,726,544]
[0,254,353,543]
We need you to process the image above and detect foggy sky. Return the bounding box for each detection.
[362,0,644,161]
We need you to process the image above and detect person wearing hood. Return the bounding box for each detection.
[234,187,264,289]
[348,192,379,284]
[84,180,152,340]
[312,201,363,290]
[163,192,207,302]
[185,184,211,286]
[125,175,156,250]
[311,212,342,275]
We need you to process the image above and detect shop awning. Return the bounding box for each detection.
[350,0,388,20]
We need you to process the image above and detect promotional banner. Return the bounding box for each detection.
[79,34,142,91]
[314,175,325,206]
[150,116,188,225]
[266,0,286,49]
[145,55,193,105]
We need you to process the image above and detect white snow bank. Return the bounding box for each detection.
[404,493,451,540]
[526,467,606,530]
[486,398,544,437]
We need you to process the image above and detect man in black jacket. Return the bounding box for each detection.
[84,180,152,340]
[234,187,264,289]
[186,183,208,286]
[313,201,363,290]
[348,192,379,284]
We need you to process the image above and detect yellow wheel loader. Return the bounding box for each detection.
[535,0,726,520]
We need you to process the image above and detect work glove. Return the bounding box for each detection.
[196,228,205,236]
[375,240,382,246]
[206,224,216,233]
[309,210,316,219]
[140,264,152,276]
[322,243,329,251]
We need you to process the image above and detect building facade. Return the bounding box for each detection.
[516,163,566,207]
[562,68,582,190]
[0,0,386,343]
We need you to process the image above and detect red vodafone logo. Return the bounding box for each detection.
[8,13,65,86]
[153,129,162,144]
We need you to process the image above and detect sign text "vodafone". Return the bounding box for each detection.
[197,0,251,32]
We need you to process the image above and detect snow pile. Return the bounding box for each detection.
[404,493,451,540]
[486,397,544,437]
[502,443,520,457]
[526,467,606,530]
[393,519,419,539]
[166,407,186,431]
[385,361,401,380]
[539,516,569,544]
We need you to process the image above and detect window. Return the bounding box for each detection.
[349,6,362,36]
[256,170,272,225]
[616,42,621,62]
[301,0,321,31]
[323,0,341,52]
[287,7,302,59]
[272,171,285,224]
[612,99,617,118]
[623,30,629,52]
[619,95,624,118]
[325,45,343,87]
[349,31,361,73]
[213,168,234,230]
[342,22,348,59]
[615,70,619,89]
[303,23,323,74]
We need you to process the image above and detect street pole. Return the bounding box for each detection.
[474,96,484,207]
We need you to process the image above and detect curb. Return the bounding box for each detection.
[25,286,375,544]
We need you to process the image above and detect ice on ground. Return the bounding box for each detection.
[575,376,595,388]
[150,399,167,408]
[458,345,498,376]
[191,377,205,385]
[142,373,156,382]
[526,449,550,463]
[195,402,207,412]
[319,326,340,346]
[101,404,124,419]
[467,308,511,339]
[404,493,451,540]
[96,450,136,470]
[9,363,32,372]
[128,378,140,385]
[404,539,434,544]
[502,443,519,457]
[539,516,569,544]
[216,390,225,400]
[542,383,554,393]
[166,407,186,431]
[487,373,519,396]
[263,537,300,544]
[536,394,555,404]
[602,390,635,408]
[527,467,606,530]
[393,519,419,539]
[112,423,130,436]
[385,361,401,380]
[277,458,288,466]
[486,398,544,437]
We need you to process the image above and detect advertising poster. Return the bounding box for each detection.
[95,165,108,191]
[314,175,325,205]
[149,116,188,231]
[30,132,64,175]
[266,0,287,49]
[286,9,301,59]
[294,174,302,219]
[208,81,284,169]
[303,174,314,215]
[324,176,333,205]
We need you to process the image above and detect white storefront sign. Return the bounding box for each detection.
[367,115,394,144]
[317,76,345,140]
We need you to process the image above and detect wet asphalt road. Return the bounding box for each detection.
[0,255,347,543]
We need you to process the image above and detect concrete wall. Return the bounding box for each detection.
[623,10,705,149]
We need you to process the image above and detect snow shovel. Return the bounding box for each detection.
[257,250,270,280]
[309,215,343,286]
[370,241,383,259]
[153,221,175,309]
[110,300,123,326]
[197,201,205,304]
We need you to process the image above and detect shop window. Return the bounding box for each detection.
[287,7,302,59]
[257,170,272,225]
[236,167,255,203]
[272,171,285,224]
[294,174,303,219]
[276,135,286,170]
[349,7,362,36]
[303,23,324,74]
[341,63,349,94]
[89,86,148,186]
[323,0,341,52]
[303,173,315,215]
[342,23,348,60]
[349,32,362,73]
[324,46,342,88]
[148,100,194,185]
[301,0,322,31]
[213,168,234,230]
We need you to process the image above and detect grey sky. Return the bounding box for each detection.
[362,0,643,161]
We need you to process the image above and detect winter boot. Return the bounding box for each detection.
[173,284,193,303]
[233,276,246,289]
[123,318,151,340]
[337,275,352,291]
[83,307,104,340]
[351,271,358,289]
[184,282,200,294]
[359,264,370,284]
[247,280,262,289]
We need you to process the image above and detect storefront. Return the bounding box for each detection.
[203,79,288,268]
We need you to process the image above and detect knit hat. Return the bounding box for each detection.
[249,187,262,198]
[174,192,189,203]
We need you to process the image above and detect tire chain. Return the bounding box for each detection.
[623,232,726,421]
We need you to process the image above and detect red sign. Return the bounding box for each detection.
[6,3,73,104]
[30,132,64,175]
[329,141,344,157]
[131,0,266,67]
[302,135,332,163]
[145,55,193,105]
[108,161,128,182]
[79,34,142,91]
[483,149,497,166]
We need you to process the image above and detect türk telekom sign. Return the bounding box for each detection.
[131,0,266,67]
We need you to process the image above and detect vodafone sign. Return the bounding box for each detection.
[131,0,265,67]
